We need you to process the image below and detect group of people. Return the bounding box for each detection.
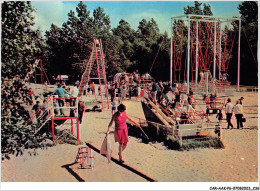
[49,82,86,124]
[29,81,86,125]
[225,97,245,129]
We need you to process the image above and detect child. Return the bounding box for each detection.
[111,97,116,115]
[140,87,145,101]
[216,109,223,125]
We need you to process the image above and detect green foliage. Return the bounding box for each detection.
[1,80,51,160]
[184,1,212,16]
[238,1,258,47]
[229,1,258,85]
[1,1,45,78]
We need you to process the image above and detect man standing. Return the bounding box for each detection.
[70,85,79,106]
[50,84,70,115]
[225,98,234,129]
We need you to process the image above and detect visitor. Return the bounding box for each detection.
[65,87,71,107]
[145,72,151,80]
[49,84,70,116]
[70,85,79,106]
[91,81,96,95]
[111,97,116,115]
[53,97,59,116]
[216,109,223,125]
[133,72,139,84]
[27,88,34,105]
[233,100,244,129]
[78,100,85,124]
[110,85,116,102]
[106,104,141,163]
[174,102,183,124]
[128,85,133,100]
[225,98,234,129]
[239,97,244,105]
[162,82,171,106]
[209,93,216,108]
[140,87,145,101]
[32,101,41,122]
[137,85,141,101]
[151,80,158,101]
[76,80,80,88]
[157,81,164,104]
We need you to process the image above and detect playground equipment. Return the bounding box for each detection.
[113,72,130,85]
[75,147,94,169]
[78,39,109,109]
[170,15,241,93]
[25,96,80,142]
[24,58,50,87]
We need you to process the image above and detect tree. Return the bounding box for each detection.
[44,2,117,81]
[1,1,45,78]
[236,1,258,85]
[184,1,212,15]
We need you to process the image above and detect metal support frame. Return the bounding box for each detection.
[218,22,222,80]
[170,19,173,84]
[187,15,190,94]
[237,19,241,91]
[79,38,109,109]
[195,20,199,86]
[51,96,80,142]
[171,14,241,88]
[213,19,217,80]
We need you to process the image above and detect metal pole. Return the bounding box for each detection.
[213,18,217,80]
[94,39,104,109]
[77,117,80,141]
[206,71,209,95]
[52,118,55,141]
[195,20,199,86]
[187,15,191,94]
[99,39,110,109]
[218,21,222,80]
[71,119,74,134]
[170,18,173,84]
[237,19,241,91]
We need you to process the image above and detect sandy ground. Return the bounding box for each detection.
[1,84,258,185]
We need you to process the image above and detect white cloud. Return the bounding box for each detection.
[31,1,77,34]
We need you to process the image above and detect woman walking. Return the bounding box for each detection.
[233,100,244,129]
[106,104,140,163]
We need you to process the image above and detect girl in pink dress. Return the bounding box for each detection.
[106,104,140,163]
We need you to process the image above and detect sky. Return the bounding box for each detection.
[31,1,242,35]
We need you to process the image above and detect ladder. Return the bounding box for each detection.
[78,39,109,109]
[24,59,50,85]
[24,59,41,82]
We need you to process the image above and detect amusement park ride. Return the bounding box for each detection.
[170,14,241,94]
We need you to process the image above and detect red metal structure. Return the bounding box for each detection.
[24,58,50,86]
[75,147,94,169]
[24,96,80,142]
[171,15,241,92]
[78,38,109,109]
